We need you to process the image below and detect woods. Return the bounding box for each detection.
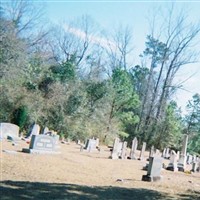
[0,1,199,154]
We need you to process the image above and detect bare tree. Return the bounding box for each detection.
[106,25,134,71]
[137,5,200,145]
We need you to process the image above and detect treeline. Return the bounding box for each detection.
[0,1,199,154]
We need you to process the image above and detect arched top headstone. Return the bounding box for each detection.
[0,123,19,139]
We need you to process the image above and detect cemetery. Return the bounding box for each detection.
[0,123,200,200]
[1,1,200,199]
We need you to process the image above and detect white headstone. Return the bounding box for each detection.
[167,150,178,171]
[139,142,146,161]
[130,137,138,159]
[178,134,188,172]
[111,138,120,159]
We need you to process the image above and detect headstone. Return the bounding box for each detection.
[26,124,40,138]
[120,141,127,159]
[53,135,60,149]
[43,127,49,134]
[178,134,188,172]
[186,154,193,164]
[155,149,160,156]
[139,142,146,161]
[149,146,155,158]
[117,142,123,157]
[192,155,197,163]
[84,139,97,152]
[177,151,180,161]
[197,161,200,172]
[96,138,100,147]
[130,137,138,160]
[142,156,163,182]
[0,123,19,139]
[111,138,120,159]
[166,150,178,171]
[191,162,198,173]
[77,140,81,145]
[165,148,170,159]
[162,148,166,157]
[22,134,60,154]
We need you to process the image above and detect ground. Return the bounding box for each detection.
[0,139,200,200]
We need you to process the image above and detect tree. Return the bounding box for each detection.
[105,25,134,72]
[184,94,200,154]
[153,101,182,149]
[103,68,140,142]
[137,5,200,147]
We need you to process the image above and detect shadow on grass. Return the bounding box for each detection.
[0,180,199,200]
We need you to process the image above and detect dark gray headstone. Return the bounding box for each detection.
[22,135,60,154]
[29,135,56,150]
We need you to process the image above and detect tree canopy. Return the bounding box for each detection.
[0,1,199,154]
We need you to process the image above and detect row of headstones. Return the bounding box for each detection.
[111,137,153,160]
[111,135,200,182]
[143,135,200,182]
[143,155,199,182]
[164,135,200,173]
[112,137,160,160]
[25,124,57,139]
[166,150,200,173]
[162,148,198,165]
[22,124,60,154]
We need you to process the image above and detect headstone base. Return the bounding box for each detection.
[142,175,162,182]
[111,155,119,159]
[166,163,178,172]
[166,166,178,171]
[177,163,185,172]
[178,167,184,172]
[22,148,61,154]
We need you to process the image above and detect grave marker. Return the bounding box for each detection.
[120,141,127,159]
[111,138,120,159]
[142,156,163,182]
[84,139,97,152]
[139,142,146,161]
[0,123,19,139]
[178,134,188,172]
[166,150,178,171]
[22,135,60,154]
[130,137,138,160]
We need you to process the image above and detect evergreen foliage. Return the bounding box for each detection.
[0,1,199,153]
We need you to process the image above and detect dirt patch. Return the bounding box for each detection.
[1,139,200,199]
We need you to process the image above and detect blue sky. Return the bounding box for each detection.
[33,1,200,112]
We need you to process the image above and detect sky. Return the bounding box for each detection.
[35,1,200,113]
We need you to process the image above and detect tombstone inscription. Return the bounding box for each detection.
[22,135,60,154]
